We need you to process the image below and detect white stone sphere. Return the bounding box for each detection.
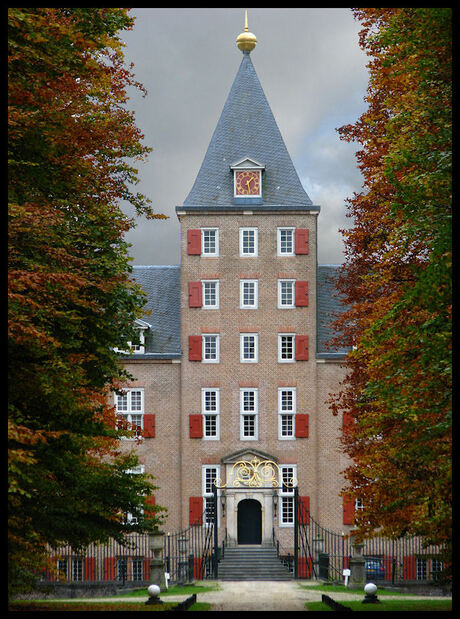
[148,584,161,597]
[364,582,377,595]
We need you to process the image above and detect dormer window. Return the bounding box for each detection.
[231,157,264,203]
[115,319,150,355]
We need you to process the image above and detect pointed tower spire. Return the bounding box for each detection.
[181,11,315,210]
[236,9,257,53]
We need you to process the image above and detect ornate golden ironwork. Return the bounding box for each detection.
[214,456,297,489]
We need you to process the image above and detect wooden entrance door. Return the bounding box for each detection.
[237,499,262,544]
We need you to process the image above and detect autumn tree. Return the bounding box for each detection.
[330,8,451,571]
[8,8,167,595]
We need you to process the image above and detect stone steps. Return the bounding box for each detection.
[217,545,293,581]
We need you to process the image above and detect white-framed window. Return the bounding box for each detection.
[115,388,144,437]
[278,387,296,439]
[240,333,258,363]
[278,334,295,363]
[129,329,146,354]
[240,279,258,309]
[114,320,150,355]
[202,388,220,440]
[278,279,295,308]
[355,498,364,511]
[201,228,219,257]
[240,388,258,440]
[132,559,145,581]
[277,227,295,256]
[202,280,219,309]
[239,227,258,257]
[202,465,220,526]
[124,464,145,524]
[57,559,68,580]
[72,558,83,581]
[279,464,297,526]
[202,334,220,363]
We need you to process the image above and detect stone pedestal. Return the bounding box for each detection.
[149,532,167,592]
[349,540,366,590]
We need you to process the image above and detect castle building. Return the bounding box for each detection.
[117,17,351,550]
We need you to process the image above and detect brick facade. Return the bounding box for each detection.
[117,41,351,548]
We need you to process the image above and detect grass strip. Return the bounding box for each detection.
[305,598,452,612]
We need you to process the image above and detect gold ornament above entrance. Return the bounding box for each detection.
[214,456,297,489]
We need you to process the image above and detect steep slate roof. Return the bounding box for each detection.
[127,266,181,359]
[316,265,349,358]
[183,52,314,209]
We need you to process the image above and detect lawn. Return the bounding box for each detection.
[306,598,452,612]
[8,583,215,612]
[302,583,452,612]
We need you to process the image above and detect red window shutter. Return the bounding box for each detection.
[189,414,203,438]
[104,557,116,581]
[144,558,151,580]
[403,556,417,580]
[295,281,309,306]
[188,282,202,307]
[298,496,310,525]
[297,557,313,578]
[145,495,156,517]
[193,557,204,579]
[85,557,96,581]
[188,335,202,361]
[295,228,309,254]
[343,497,355,525]
[295,414,309,438]
[295,335,309,360]
[189,496,203,525]
[144,414,155,438]
[187,229,201,255]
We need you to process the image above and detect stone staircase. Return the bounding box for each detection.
[217,545,293,581]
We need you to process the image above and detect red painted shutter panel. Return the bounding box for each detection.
[144,558,151,580]
[104,557,116,581]
[295,414,309,438]
[189,414,203,438]
[188,336,202,361]
[188,282,202,307]
[187,229,201,255]
[295,335,309,360]
[403,556,416,580]
[85,557,96,581]
[343,497,355,525]
[295,281,309,306]
[295,228,309,254]
[298,496,310,525]
[193,557,204,579]
[145,495,156,517]
[144,414,155,438]
[189,496,203,525]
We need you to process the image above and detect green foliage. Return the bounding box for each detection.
[8,7,166,596]
[330,7,451,569]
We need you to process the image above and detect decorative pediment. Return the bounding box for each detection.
[230,157,265,171]
[221,448,277,464]
[216,449,296,489]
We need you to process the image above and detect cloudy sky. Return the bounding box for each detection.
[119,8,369,266]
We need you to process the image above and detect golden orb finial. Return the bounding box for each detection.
[236,9,257,53]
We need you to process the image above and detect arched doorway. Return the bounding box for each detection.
[237,499,262,545]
